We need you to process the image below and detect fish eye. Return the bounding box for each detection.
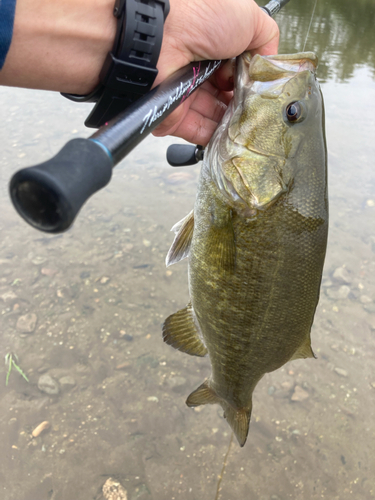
[285,101,304,123]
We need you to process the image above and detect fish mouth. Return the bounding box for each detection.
[237,51,318,106]
[264,52,318,74]
[247,52,318,86]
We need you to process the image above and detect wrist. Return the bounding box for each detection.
[63,0,170,128]
[154,0,194,86]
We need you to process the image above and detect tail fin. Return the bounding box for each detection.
[186,380,252,447]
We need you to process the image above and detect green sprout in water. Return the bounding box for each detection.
[5,353,29,386]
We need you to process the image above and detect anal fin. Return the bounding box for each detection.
[162,303,207,357]
[290,336,317,361]
[186,380,219,406]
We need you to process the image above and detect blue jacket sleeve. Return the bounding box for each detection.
[0,0,17,69]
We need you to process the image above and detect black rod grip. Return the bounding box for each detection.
[9,138,113,233]
[166,144,203,166]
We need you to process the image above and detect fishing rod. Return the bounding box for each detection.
[9,0,290,234]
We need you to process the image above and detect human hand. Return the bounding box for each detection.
[153,0,280,146]
[0,0,278,147]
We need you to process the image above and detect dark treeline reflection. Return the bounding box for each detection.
[266,0,375,82]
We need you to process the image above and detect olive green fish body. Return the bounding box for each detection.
[190,167,327,403]
[163,52,328,446]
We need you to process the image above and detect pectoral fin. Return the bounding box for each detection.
[162,303,207,357]
[186,380,252,447]
[166,210,194,267]
[290,337,317,361]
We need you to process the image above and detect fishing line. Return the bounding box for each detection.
[303,0,318,51]
[214,432,234,500]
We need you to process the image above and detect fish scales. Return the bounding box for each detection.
[191,168,326,395]
[163,52,328,447]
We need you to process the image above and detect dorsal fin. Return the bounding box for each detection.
[166,210,194,267]
[162,303,207,357]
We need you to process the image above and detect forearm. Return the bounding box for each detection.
[0,0,116,94]
[0,0,278,94]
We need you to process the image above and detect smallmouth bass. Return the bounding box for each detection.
[163,52,328,447]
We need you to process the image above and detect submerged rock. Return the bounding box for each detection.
[30,255,47,265]
[291,386,309,402]
[16,313,37,333]
[1,291,18,302]
[103,478,128,500]
[38,374,60,395]
[359,295,372,304]
[41,268,58,277]
[59,376,76,389]
[364,303,375,314]
[334,367,348,377]
[326,286,350,300]
[32,421,50,438]
[332,266,351,284]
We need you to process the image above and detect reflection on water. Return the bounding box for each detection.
[1,1,375,499]
[274,0,375,82]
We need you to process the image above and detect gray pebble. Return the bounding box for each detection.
[332,267,351,284]
[103,478,128,500]
[360,295,372,304]
[334,367,348,377]
[364,303,375,314]
[321,278,333,288]
[1,291,18,302]
[31,256,47,265]
[59,376,76,389]
[326,285,350,300]
[38,374,60,395]
[16,313,37,333]
[349,288,360,300]
[268,386,276,395]
[291,386,309,401]
[37,365,50,374]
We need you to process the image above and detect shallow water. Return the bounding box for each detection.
[0,1,375,499]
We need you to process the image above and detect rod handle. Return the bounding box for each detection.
[9,138,113,233]
[166,144,204,166]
